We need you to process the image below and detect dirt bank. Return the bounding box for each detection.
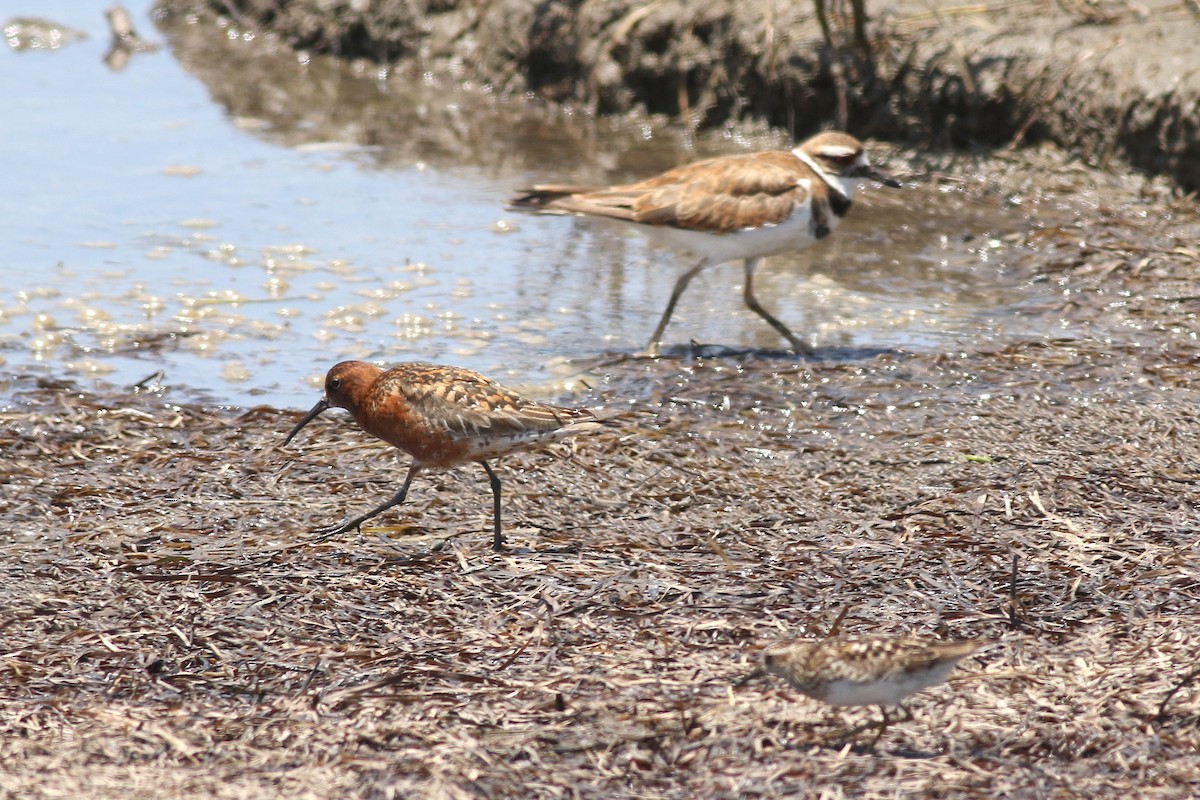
[153,0,1200,191]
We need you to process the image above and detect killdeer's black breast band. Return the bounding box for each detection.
[830,192,852,217]
[812,196,832,240]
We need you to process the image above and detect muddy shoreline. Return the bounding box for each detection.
[154,0,1200,191]
[3,165,1200,795]
[3,3,1200,798]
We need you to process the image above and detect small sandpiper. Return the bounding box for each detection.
[746,634,985,748]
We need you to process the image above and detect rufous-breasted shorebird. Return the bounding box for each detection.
[283,360,616,550]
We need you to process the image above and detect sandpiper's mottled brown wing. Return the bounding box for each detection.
[373,363,602,443]
[513,151,814,234]
[818,637,982,682]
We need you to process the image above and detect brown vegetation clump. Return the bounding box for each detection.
[3,23,1200,791]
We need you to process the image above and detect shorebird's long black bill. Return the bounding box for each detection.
[283,398,329,446]
[733,667,767,687]
[867,167,902,188]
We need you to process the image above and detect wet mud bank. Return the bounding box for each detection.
[154,0,1200,191]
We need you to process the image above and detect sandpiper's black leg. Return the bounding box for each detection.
[866,706,891,750]
[481,460,503,550]
[316,463,420,539]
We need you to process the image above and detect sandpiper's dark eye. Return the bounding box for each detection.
[834,153,859,166]
[329,378,342,391]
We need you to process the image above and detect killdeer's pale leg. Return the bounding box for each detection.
[741,257,813,355]
[644,256,716,354]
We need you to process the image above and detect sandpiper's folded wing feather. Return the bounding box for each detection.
[822,638,982,682]
[375,364,605,442]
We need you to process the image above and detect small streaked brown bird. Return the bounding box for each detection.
[512,131,900,355]
[750,635,985,747]
[283,361,616,550]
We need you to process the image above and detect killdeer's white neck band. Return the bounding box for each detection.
[794,148,851,201]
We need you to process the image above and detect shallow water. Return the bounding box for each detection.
[0,1,1052,410]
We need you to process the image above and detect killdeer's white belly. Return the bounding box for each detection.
[636,200,832,264]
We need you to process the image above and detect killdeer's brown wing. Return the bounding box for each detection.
[627,152,816,233]
[513,151,817,234]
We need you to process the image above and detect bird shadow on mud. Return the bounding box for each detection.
[569,343,905,372]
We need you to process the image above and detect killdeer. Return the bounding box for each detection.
[743,635,985,748]
[512,131,901,355]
